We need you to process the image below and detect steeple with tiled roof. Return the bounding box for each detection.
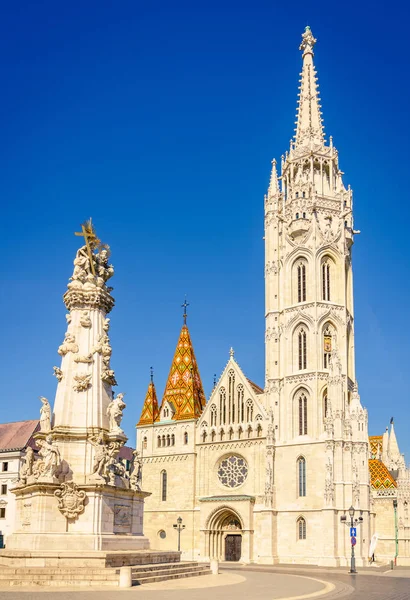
[137,368,160,426]
[159,304,206,421]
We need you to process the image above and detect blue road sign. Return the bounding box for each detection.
[351,536,357,546]
[350,527,357,537]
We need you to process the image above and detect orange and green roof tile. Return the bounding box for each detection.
[369,435,383,458]
[158,324,206,421]
[369,459,397,489]
[138,381,160,426]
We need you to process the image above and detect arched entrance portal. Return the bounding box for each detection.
[207,507,243,562]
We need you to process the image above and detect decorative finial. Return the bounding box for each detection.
[150,366,154,384]
[181,296,189,325]
[229,347,235,359]
[390,417,394,425]
[299,26,316,56]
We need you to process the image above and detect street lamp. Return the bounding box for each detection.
[393,499,398,565]
[341,506,363,574]
[173,516,185,552]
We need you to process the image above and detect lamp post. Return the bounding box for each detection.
[393,499,398,565]
[348,505,357,574]
[173,516,185,552]
[341,505,363,574]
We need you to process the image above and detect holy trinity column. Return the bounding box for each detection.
[6,221,150,554]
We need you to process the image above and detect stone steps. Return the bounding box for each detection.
[0,561,211,587]
[131,562,211,585]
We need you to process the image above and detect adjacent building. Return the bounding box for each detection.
[0,420,39,547]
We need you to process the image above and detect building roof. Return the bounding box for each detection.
[159,324,206,421]
[247,378,264,395]
[0,420,39,452]
[369,459,397,489]
[369,435,383,458]
[138,381,160,426]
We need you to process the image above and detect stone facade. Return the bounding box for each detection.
[136,27,408,567]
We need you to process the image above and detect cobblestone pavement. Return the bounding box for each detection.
[0,567,408,600]
[227,565,410,600]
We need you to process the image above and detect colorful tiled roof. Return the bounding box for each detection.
[159,324,206,421]
[369,459,397,489]
[0,420,39,452]
[369,435,383,458]
[138,381,159,426]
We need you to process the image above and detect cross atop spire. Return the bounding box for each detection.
[181,297,189,325]
[294,26,325,149]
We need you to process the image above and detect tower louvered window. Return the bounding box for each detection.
[298,394,307,435]
[322,261,331,301]
[298,328,307,370]
[297,263,306,302]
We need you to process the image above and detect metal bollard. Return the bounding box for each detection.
[210,559,219,575]
[390,560,394,570]
[119,566,132,588]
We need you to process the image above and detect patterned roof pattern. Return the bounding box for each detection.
[369,435,383,457]
[369,459,397,489]
[138,381,160,426]
[159,324,206,421]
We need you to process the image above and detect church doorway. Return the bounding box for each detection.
[206,507,243,562]
[225,534,242,561]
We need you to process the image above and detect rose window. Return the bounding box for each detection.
[217,455,248,488]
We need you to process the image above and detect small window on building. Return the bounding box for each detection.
[158,530,166,539]
[161,470,167,502]
[2,463,8,472]
[171,434,175,446]
[302,192,305,198]
[302,212,306,219]
[0,507,5,519]
[297,517,306,540]
[143,437,147,450]
[296,213,299,219]
[298,457,306,496]
[1,485,6,495]
[184,432,188,445]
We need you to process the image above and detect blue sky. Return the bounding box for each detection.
[1,1,409,458]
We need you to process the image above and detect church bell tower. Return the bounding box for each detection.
[264,27,370,566]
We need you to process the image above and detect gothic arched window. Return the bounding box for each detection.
[297,458,306,497]
[323,390,328,420]
[143,436,147,450]
[297,516,306,539]
[297,262,306,303]
[210,404,217,427]
[219,388,226,425]
[202,430,207,442]
[323,326,332,368]
[246,399,254,422]
[322,259,331,301]
[161,470,167,501]
[157,435,161,448]
[237,385,244,422]
[184,432,188,445]
[171,434,175,446]
[298,393,308,436]
[298,328,307,370]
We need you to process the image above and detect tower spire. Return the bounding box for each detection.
[268,159,280,197]
[294,27,325,149]
[138,370,159,425]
